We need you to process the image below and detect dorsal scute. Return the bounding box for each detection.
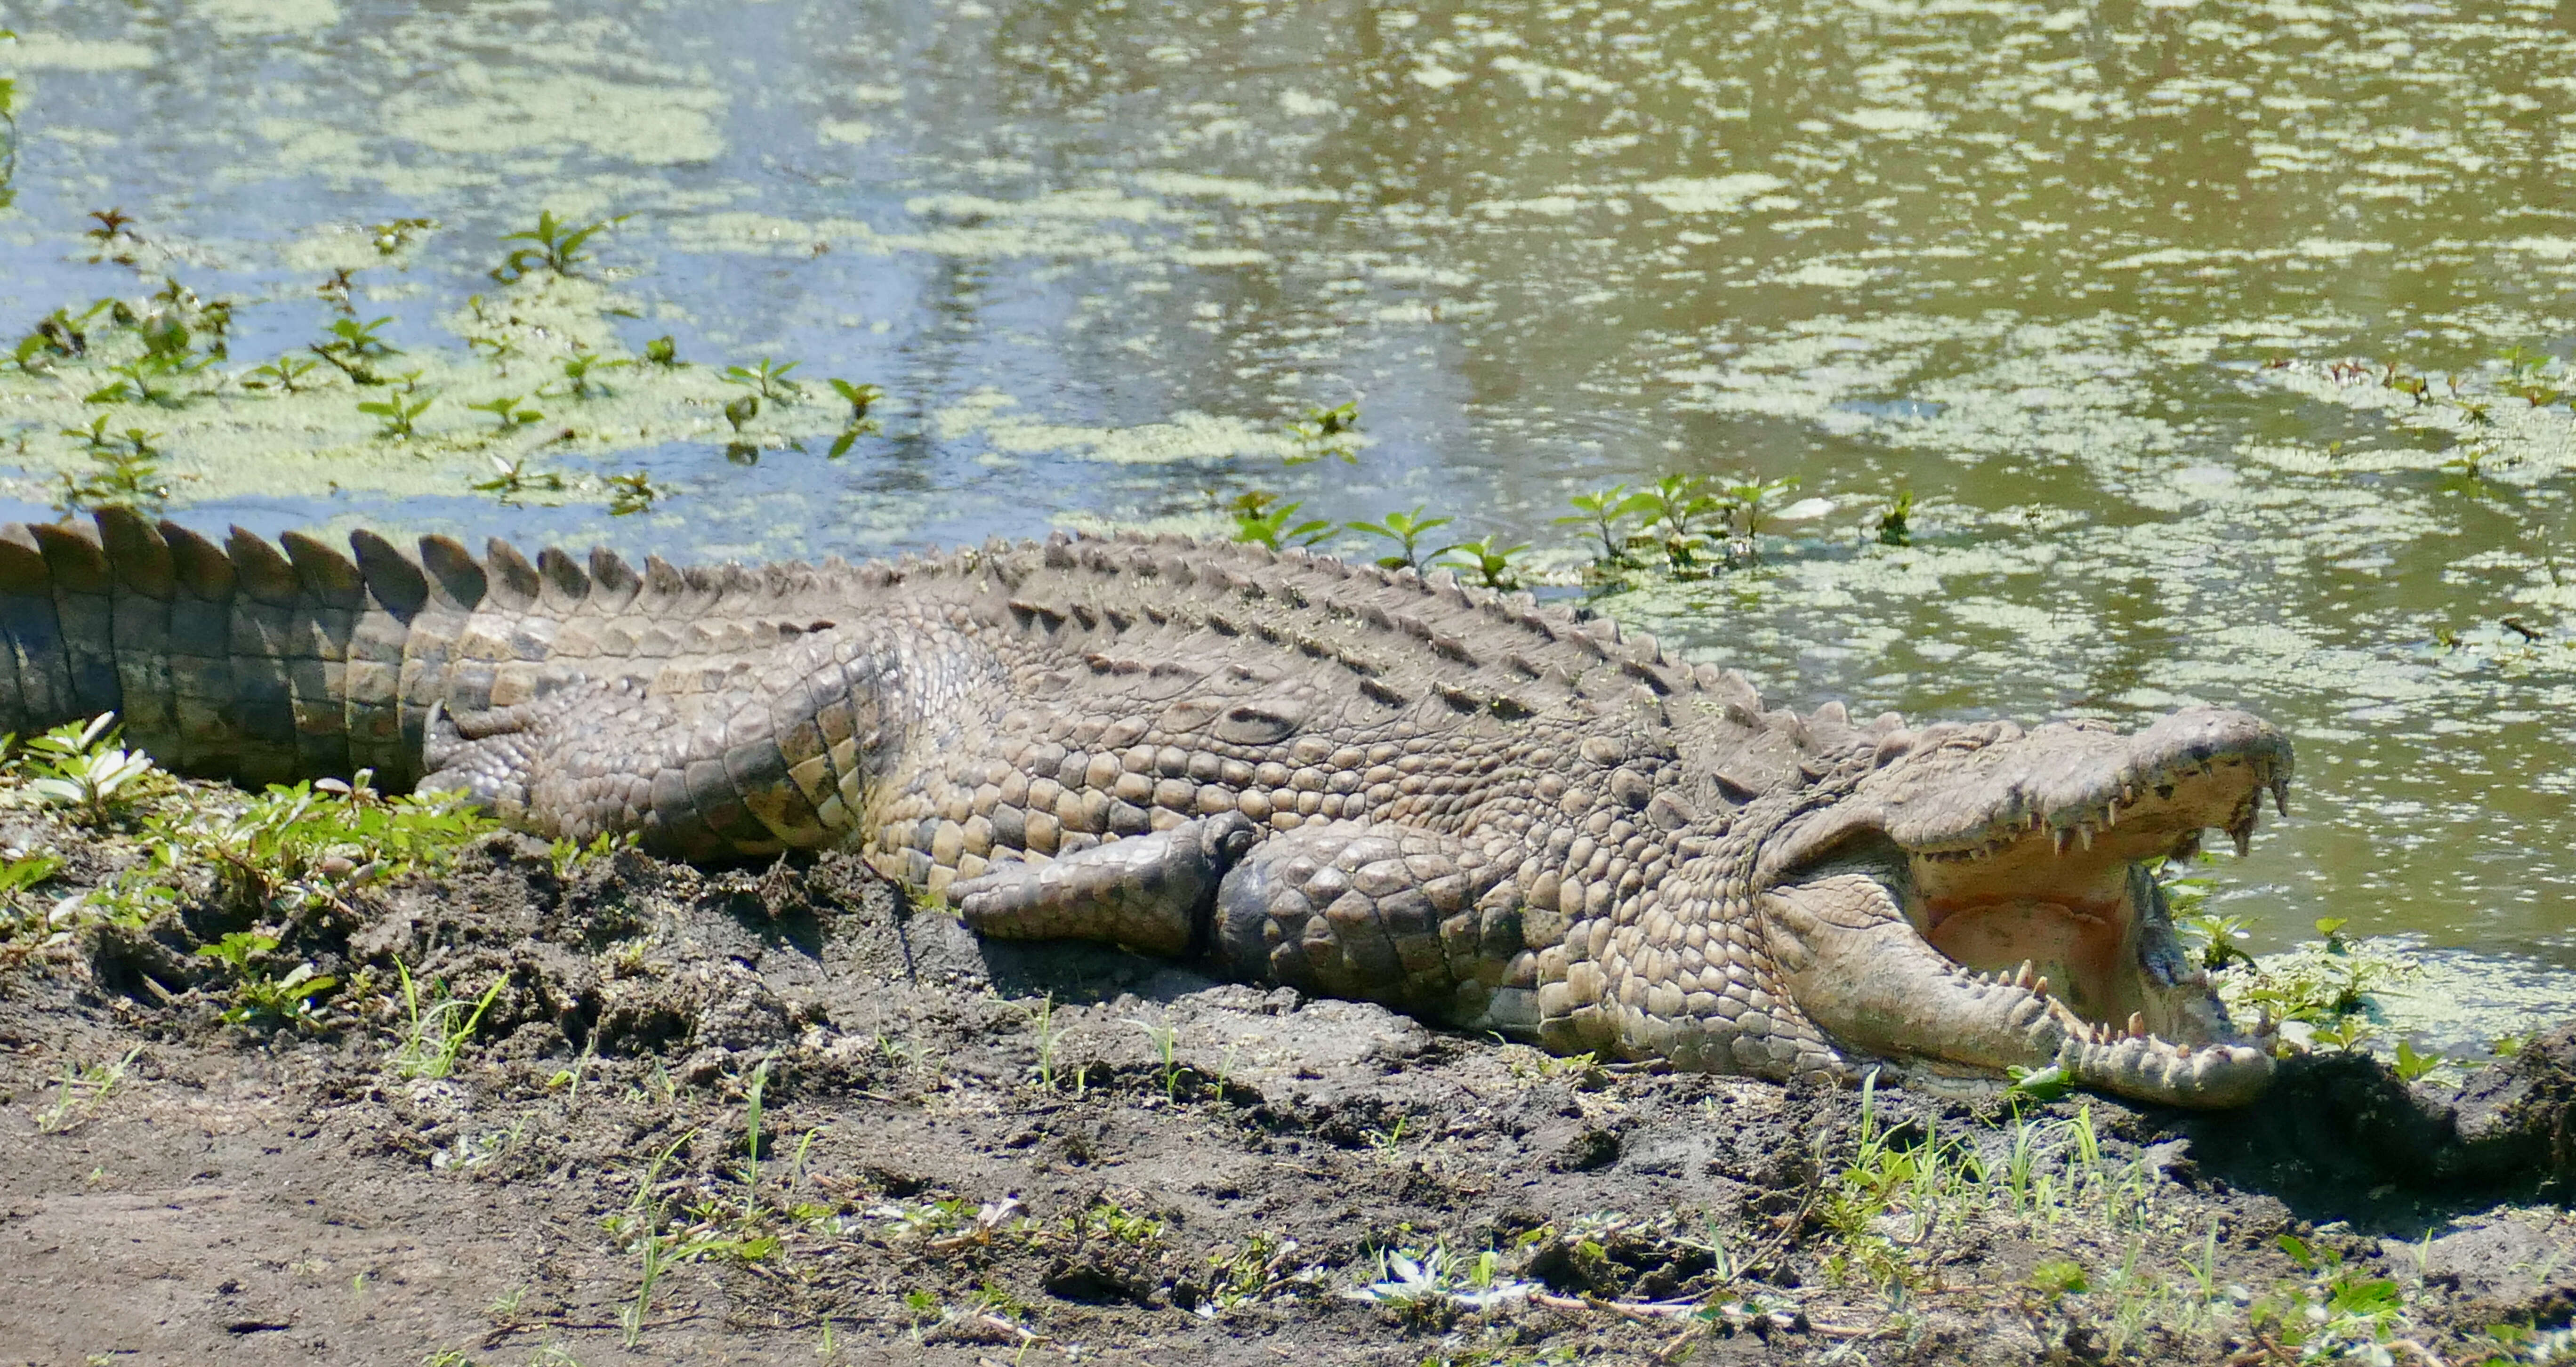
[161,523,235,602]
[349,529,429,617]
[31,521,108,596]
[419,535,486,610]
[226,525,299,606]
[640,553,686,605]
[483,538,542,610]
[281,531,364,610]
[536,546,590,608]
[0,524,47,595]
[94,508,175,600]
[589,547,643,609]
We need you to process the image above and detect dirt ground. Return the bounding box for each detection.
[2,829,2572,1367]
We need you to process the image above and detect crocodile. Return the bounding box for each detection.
[0,509,2286,1107]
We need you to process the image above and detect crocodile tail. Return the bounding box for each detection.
[0,510,464,791]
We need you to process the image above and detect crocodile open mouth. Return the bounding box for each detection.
[1898,743,2289,1039]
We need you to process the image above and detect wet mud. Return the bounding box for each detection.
[3,826,2571,1365]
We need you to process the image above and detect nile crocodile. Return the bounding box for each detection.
[0,510,2285,1107]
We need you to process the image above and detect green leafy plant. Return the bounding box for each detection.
[19,713,162,826]
[358,386,435,440]
[470,454,567,504]
[547,829,633,877]
[1556,484,1652,568]
[466,394,543,432]
[825,379,885,457]
[1435,535,1530,590]
[1636,473,1724,569]
[1878,490,1915,546]
[2177,913,2254,971]
[53,418,171,515]
[0,848,62,932]
[84,207,142,265]
[169,770,495,916]
[827,378,883,424]
[84,350,212,408]
[0,39,16,212]
[2254,1234,2411,1364]
[1286,400,1360,465]
[1345,507,1454,571]
[1205,1233,1321,1311]
[1029,992,1068,1093]
[242,355,321,394]
[311,315,400,386]
[545,351,627,401]
[643,334,684,368]
[2028,1257,2089,1300]
[2392,1037,2448,1083]
[11,300,113,372]
[722,394,760,433]
[1228,491,1333,550]
[195,932,337,1029]
[722,357,803,402]
[492,209,622,282]
[1714,473,1800,542]
[606,470,668,517]
[1068,1198,1165,1246]
[367,217,437,256]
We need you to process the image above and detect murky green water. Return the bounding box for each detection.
[4,0,2576,1011]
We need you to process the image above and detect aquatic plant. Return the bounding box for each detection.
[471,454,566,504]
[546,351,626,401]
[722,356,803,402]
[358,380,435,440]
[1877,491,1914,546]
[52,417,170,515]
[83,208,143,266]
[1228,491,1332,550]
[1286,401,1361,465]
[1345,507,1455,571]
[366,216,437,257]
[311,314,400,386]
[606,470,668,516]
[241,355,320,393]
[825,379,884,457]
[82,351,209,409]
[1556,484,1652,569]
[1435,535,1530,591]
[465,394,544,432]
[492,209,621,282]
[9,300,111,372]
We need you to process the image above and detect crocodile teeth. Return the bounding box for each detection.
[2127,1012,2147,1039]
[2012,960,2037,991]
[2077,824,2094,851]
[2052,828,2070,855]
[2104,800,2120,827]
[2032,975,2049,999]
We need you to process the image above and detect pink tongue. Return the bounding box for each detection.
[1926,897,2126,1019]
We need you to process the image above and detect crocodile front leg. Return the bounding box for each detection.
[956,817,1538,1027]
[952,813,1259,956]
[1760,873,2272,1107]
